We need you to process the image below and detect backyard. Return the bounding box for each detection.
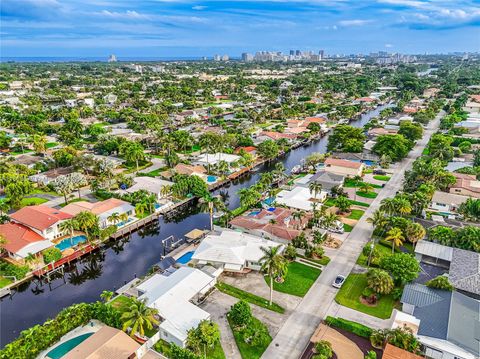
[335,273,397,319]
[266,261,321,297]
[228,316,271,359]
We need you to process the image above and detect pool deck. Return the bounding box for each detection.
[36,320,104,359]
[171,243,198,261]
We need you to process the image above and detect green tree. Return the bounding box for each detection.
[398,121,423,141]
[327,125,365,153]
[100,290,114,302]
[198,195,225,231]
[257,139,279,161]
[120,141,145,171]
[384,227,405,253]
[228,300,252,328]
[372,134,411,162]
[186,320,220,358]
[367,269,394,295]
[121,298,159,338]
[335,195,351,214]
[380,253,420,285]
[313,340,333,359]
[426,275,454,291]
[260,245,288,306]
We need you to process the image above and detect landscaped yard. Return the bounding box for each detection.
[356,243,392,267]
[298,255,331,266]
[347,209,365,220]
[372,175,390,181]
[335,273,397,319]
[110,295,158,337]
[155,338,226,359]
[228,316,271,359]
[0,276,12,288]
[343,223,353,232]
[20,197,48,207]
[266,261,321,297]
[344,179,382,189]
[216,282,285,313]
[355,191,378,199]
[324,198,370,208]
[31,188,58,196]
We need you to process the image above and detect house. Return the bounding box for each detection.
[257,131,297,142]
[414,241,480,299]
[62,325,141,359]
[463,98,480,114]
[229,207,308,242]
[400,284,479,359]
[191,230,282,272]
[0,222,53,262]
[430,191,470,215]
[454,118,480,133]
[173,163,206,176]
[137,267,216,348]
[29,167,73,185]
[275,186,327,211]
[449,173,480,198]
[123,177,174,200]
[195,153,241,167]
[62,198,135,228]
[11,154,42,168]
[306,170,345,193]
[324,158,364,177]
[10,205,73,241]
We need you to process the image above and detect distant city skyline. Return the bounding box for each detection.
[1,0,479,58]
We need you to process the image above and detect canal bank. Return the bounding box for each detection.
[0,103,392,347]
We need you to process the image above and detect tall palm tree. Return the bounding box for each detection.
[384,227,405,253]
[135,202,148,218]
[394,198,412,217]
[359,182,374,194]
[59,218,77,244]
[405,222,426,247]
[260,245,288,306]
[199,195,225,231]
[121,298,159,338]
[108,212,120,226]
[380,198,396,216]
[367,210,386,231]
[309,182,323,199]
[74,211,99,241]
[292,210,306,229]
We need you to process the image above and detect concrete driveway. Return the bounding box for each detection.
[261,112,443,359]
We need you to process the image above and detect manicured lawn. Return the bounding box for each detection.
[228,316,271,359]
[350,200,370,207]
[347,209,365,220]
[155,338,225,359]
[344,179,382,189]
[11,149,33,155]
[325,198,370,208]
[335,273,397,319]
[356,243,392,267]
[20,197,48,207]
[298,255,331,266]
[59,198,84,207]
[216,282,285,313]
[145,168,162,177]
[0,276,12,288]
[373,175,390,181]
[266,261,321,297]
[31,188,58,196]
[355,191,377,199]
[46,142,58,149]
[343,223,353,232]
[110,294,134,310]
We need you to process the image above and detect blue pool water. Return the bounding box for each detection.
[267,207,276,212]
[55,235,87,251]
[248,210,261,216]
[46,332,93,359]
[207,175,217,183]
[154,203,162,209]
[176,251,194,264]
[263,197,274,205]
[116,218,134,227]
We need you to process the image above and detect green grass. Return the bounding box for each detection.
[363,169,373,174]
[145,168,163,177]
[110,294,134,309]
[324,198,370,208]
[344,179,382,189]
[31,188,58,196]
[355,191,377,199]
[373,175,390,181]
[20,197,48,207]
[298,255,331,266]
[46,142,58,149]
[10,149,33,155]
[347,209,365,220]
[216,282,285,313]
[228,316,271,359]
[422,148,430,155]
[349,200,370,207]
[335,273,397,319]
[265,261,321,297]
[59,198,84,207]
[0,276,12,288]
[343,223,353,232]
[155,338,225,359]
[356,243,393,267]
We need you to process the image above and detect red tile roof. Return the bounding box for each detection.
[234,146,257,154]
[324,158,363,169]
[10,205,72,231]
[260,131,297,140]
[0,223,45,254]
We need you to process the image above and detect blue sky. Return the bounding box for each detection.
[1,0,479,58]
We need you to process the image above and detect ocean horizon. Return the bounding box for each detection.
[0,56,236,63]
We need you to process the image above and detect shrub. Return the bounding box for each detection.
[284,244,298,260]
[365,350,377,359]
[242,322,270,346]
[228,300,252,328]
[42,248,62,264]
[324,316,373,338]
[426,275,454,291]
[170,343,201,359]
[392,287,404,301]
[0,261,30,279]
[314,340,333,359]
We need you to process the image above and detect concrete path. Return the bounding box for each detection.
[261,112,443,359]
[325,302,392,330]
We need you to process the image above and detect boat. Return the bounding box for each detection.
[291,165,302,174]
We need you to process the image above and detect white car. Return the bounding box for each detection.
[332,275,346,288]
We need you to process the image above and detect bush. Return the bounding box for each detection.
[324,316,373,338]
[0,261,30,279]
[42,248,62,264]
[426,275,454,291]
[284,244,298,261]
[365,350,377,359]
[391,287,404,301]
[314,340,333,359]
[228,300,252,328]
[170,343,201,359]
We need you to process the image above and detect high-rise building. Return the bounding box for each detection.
[221,54,229,61]
[319,50,324,59]
[213,54,221,61]
[295,50,301,56]
[108,54,117,62]
[242,53,254,62]
[289,50,295,56]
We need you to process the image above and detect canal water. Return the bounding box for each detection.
[0,104,391,347]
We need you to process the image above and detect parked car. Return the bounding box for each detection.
[332,275,346,288]
[373,169,387,175]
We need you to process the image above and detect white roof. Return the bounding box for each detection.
[192,230,280,266]
[432,191,470,206]
[196,153,240,165]
[415,241,453,262]
[126,177,173,195]
[138,267,214,342]
[16,240,53,258]
[276,186,326,211]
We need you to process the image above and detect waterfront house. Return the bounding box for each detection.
[123,177,174,200]
[195,152,241,168]
[137,267,215,348]
[449,173,480,198]
[62,198,135,228]
[275,186,327,211]
[430,191,470,216]
[0,222,53,262]
[324,158,364,177]
[400,284,479,359]
[10,205,73,241]
[191,230,282,272]
[304,170,345,194]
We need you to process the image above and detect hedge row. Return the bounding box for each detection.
[324,316,373,338]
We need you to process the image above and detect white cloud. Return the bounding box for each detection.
[339,19,372,26]
[385,43,393,48]
[96,10,152,20]
[192,5,207,10]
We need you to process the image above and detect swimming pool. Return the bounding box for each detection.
[46,332,93,359]
[55,235,87,251]
[248,210,261,216]
[176,251,194,264]
[263,197,274,206]
[116,218,134,227]
[207,175,217,183]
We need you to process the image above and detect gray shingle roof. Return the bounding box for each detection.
[449,248,480,296]
[309,170,345,191]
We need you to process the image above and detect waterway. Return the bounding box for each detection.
[0,103,392,347]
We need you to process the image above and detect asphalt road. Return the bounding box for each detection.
[261,111,443,359]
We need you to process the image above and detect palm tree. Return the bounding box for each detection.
[260,245,288,306]
[32,134,47,155]
[335,195,351,214]
[74,211,99,241]
[160,185,172,199]
[380,198,396,216]
[367,210,386,230]
[405,222,426,247]
[135,202,148,217]
[199,195,225,231]
[121,298,159,338]
[59,218,77,244]
[108,212,120,226]
[119,212,129,223]
[367,269,394,295]
[309,182,323,199]
[384,227,405,253]
[394,198,412,217]
[100,290,114,302]
[359,182,374,194]
[237,187,260,209]
[292,210,306,229]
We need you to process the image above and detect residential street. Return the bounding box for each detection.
[261,111,444,359]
